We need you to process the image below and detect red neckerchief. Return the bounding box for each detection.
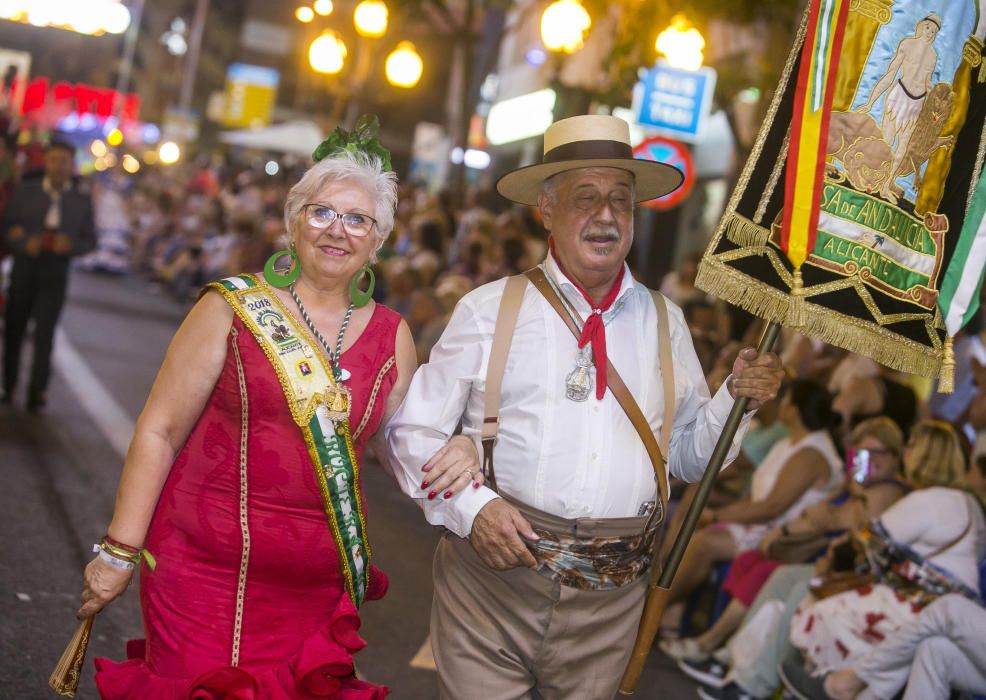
[548,238,626,400]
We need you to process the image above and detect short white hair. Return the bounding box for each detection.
[284,149,398,253]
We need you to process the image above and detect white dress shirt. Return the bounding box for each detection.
[386,254,752,537]
[42,177,69,229]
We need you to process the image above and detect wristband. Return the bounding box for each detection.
[95,546,136,571]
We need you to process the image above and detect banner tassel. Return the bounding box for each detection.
[789,269,807,327]
[939,336,956,394]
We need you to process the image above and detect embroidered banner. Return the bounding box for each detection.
[209,274,371,606]
[698,0,986,378]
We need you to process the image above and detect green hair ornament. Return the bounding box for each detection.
[312,114,393,171]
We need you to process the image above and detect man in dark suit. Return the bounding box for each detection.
[2,140,96,410]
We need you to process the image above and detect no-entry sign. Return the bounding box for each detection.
[632,136,694,210]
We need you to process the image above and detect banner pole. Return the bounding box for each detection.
[619,320,782,694]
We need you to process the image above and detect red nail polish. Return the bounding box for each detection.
[443,490,453,499]
[473,482,481,489]
[421,480,429,489]
[428,491,437,500]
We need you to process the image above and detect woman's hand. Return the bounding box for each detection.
[77,556,134,620]
[420,435,484,500]
[759,526,782,555]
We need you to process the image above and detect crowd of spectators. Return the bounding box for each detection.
[79,160,551,367]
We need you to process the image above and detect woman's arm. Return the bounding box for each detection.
[107,292,234,546]
[370,319,417,480]
[79,292,233,618]
[712,447,831,525]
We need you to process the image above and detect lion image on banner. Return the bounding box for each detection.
[826,14,956,205]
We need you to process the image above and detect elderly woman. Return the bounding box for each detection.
[78,125,479,698]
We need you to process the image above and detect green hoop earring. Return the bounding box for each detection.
[264,246,300,288]
[349,265,375,308]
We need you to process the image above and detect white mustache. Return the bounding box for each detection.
[582,228,620,242]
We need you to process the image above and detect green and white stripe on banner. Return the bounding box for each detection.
[939,171,986,336]
[810,0,838,112]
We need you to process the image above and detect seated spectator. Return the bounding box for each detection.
[658,380,843,618]
[788,424,985,677]
[382,261,418,318]
[408,220,445,286]
[824,594,986,700]
[830,352,919,443]
[449,239,492,286]
[660,251,706,307]
[693,420,982,700]
[684,298,723,374]
[407,288,444,365]
[412,274,473,364]
[669,417,906,666]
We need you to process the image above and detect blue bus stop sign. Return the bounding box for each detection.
[636,62,716,143]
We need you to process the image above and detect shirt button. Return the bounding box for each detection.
[592,452,598,460]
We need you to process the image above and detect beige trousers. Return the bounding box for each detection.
[430,532,647,700]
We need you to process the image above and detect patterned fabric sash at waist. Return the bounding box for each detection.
[500,493,662,592]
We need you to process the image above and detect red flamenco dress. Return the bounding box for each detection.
[94,303,402,699]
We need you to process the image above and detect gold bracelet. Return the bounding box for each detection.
[100,542,140,564]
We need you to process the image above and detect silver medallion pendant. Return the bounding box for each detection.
[565,345,594,402]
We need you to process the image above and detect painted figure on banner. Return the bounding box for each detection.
[854,13,948,200]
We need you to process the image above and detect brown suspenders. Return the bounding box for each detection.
[481,269,676,517]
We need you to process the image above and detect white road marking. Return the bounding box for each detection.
[409,635,436,670]
[53,328,134,459]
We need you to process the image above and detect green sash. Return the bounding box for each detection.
[208,274,371,607]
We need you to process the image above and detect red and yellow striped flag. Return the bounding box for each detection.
[781,0,851,277]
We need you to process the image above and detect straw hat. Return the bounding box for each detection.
[495,115,684,206]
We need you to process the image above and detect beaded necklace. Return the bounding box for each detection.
[289,284,354,382]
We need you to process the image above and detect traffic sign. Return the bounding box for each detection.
[632,136,694,210]
[222,63,279,128]
[636,62,716,143]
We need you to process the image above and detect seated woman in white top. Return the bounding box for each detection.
[664,379,844,607]
[790,421,986,677]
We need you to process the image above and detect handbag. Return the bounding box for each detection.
[808,571,876,599]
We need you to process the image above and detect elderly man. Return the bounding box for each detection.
[387,115,783,699]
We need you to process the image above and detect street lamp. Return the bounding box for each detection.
[540,0,591,54]
[6,0,132,35]
[295,6,315,23]
[313,0,333,16]
[309,30,347,75]
[158,141,181,165]
[385,41,423,88]
[353,0,387,38]
[655,14,705,71]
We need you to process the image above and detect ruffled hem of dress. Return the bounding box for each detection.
[94,587,389,700]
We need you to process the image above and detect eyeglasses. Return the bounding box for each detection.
[571,188,634,213]
[304,203,377,237]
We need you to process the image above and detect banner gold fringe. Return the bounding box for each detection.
[722,214,771,249]
[696,262,943,378]
[938,337,955,393]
